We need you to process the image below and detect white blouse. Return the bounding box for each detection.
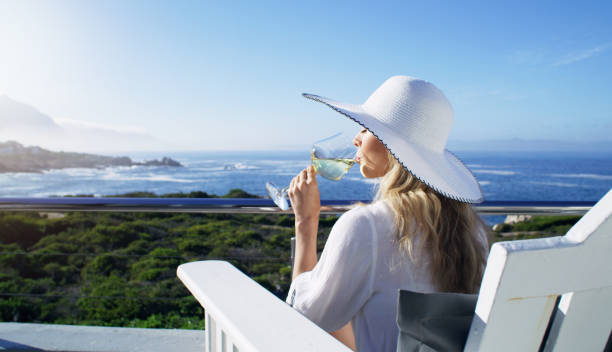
[286,200,487,352]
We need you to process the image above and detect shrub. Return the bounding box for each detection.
[0,214,45,248]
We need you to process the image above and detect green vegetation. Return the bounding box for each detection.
[490,215,581,243]
[0,190,336,329]
[107,191,214,198]
[0,190,582,329]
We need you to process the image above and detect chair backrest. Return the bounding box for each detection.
[465,189,612,351]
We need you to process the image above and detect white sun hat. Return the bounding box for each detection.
[303,75,484,203]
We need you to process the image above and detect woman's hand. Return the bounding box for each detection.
[289,165,320,279]
[288,165,320,225]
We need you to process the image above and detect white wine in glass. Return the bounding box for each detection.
[310,151,356,181]
[266,132,356,210]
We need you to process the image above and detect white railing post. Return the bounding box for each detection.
[206,313,216,351]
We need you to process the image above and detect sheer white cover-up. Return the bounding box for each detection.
[286,200,487,352]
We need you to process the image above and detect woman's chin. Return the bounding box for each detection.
[359,165,374,179]
[359,165,367,178]
[360,164,386,179]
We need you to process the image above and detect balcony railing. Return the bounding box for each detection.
[0,197,595,215]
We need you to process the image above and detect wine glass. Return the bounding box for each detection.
[266,132,356,210]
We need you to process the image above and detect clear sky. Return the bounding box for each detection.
[1,0,611,151]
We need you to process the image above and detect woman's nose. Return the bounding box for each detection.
[353,134,361,147]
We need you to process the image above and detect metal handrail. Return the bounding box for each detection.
[0,197,595,215]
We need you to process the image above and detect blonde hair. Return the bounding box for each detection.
[375,151,487,293]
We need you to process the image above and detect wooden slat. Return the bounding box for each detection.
[216,323,225,352]
[543,287,612,352]
[473,294,558,351]
[206,313,216,352]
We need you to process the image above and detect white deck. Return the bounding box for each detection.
[0,323,205,351]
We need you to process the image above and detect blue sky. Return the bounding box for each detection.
[1,0,611,151]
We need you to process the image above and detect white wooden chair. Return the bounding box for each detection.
[178,189,612,351]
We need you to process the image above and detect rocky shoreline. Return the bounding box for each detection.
[0,141,182,173]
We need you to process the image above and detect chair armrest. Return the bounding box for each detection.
[177,260,351,352]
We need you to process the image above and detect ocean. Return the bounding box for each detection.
[1,150,611,202]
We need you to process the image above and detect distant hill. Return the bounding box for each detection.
[0,95,174,152]
[0,141,182,173]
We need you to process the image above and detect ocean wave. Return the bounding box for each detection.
[101,171,195,183]
[1,184,41,192]
[478,181,491,186]
[549,173,612,180]
[222,162,259,171]
[31,191,103,197]
[257,160,304,166]
[529,181,581,188]
[0,173,41,182]
[143,175,195,183]
[273,172,302,176]
[190,166,227,172]
[43,166,140,176]
[472,169,517,176]
[344,177,379,185]
[53,168,106,177]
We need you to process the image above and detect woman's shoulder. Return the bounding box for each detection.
[336,200,394,231]
[325,202,388,258]
[341,199,385,217]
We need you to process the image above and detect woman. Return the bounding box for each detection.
[286,76,489,351]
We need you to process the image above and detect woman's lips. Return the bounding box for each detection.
[355,155,361,163]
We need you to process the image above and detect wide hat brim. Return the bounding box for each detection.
[303,93,484,204]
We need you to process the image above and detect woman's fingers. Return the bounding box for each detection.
[297,170,303,185]
[306,165,316,184]
[289,167,320,221]
[289,167,318,199]
[288,175,297,197]
[291,168,310,190]
[289,168,304,196]
[300,169,308,185]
